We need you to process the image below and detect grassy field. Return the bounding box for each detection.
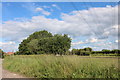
[3,55,119,78]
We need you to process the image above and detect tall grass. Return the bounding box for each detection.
[3,55,119,78]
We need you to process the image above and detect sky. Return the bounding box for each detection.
[2,0,120,2]
[0,2,119,52]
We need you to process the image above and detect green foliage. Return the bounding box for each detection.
[18,30,71,55]
[27,39,39,54]
[84,47,92,52]
[71,47,92,56]
[111,49,120,56]
[14,51,19,55]
[102,49,111,54]
[3,55,119,78]
[71,48,120,56]
[91,49,120,56]
[0,49,5,58]
[71,49,79,55]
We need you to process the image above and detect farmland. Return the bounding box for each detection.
[3,55,119,78]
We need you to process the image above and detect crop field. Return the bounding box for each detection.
[3,55,119,78]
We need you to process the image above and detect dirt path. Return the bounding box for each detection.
[0,59,26,78]
[0,59,1,79]
[2,69,26,78]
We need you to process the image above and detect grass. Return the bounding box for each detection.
[91,54,118,56]
[3,55,119,78]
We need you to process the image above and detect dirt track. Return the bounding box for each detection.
[2,69,26,78]
[0,59,25,78]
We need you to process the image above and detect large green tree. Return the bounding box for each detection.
[18,30,71,55]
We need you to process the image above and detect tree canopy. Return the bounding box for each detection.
[18,30,71,55]
[0,49,5,58]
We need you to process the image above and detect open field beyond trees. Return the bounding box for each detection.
[3,55,119,78]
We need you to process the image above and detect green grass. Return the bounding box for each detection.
[3,55,119,78]
[91,54,118,56]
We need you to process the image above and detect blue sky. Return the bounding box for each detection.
[1,2,119,52]
[2,2,117,21]
[2,0,120,2]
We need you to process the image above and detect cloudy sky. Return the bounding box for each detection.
[0,2,119,52]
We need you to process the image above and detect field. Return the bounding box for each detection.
[3,55,119,78]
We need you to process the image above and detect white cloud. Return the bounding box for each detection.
[52,4,61,10]
[61,5,118,38]
[35,7,51,16]
[35,7,43,11]
[106,5,111,8]
[0,41,18,52]
[0,41,15,45]
[1,5,119,51]
[22,3,51,16]
[93,41,118,50]
[72,37,104,46]
[71,41,84,46]
[72,39,118,51]
[88,38,98,43]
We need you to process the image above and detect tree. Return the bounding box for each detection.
[18,30,71,55]
[19,30,53,55]
[71,49,79,55]
[79,49,85,56]
[18,39,30,55]
[102,49,110,54]
[71,47,93,56]
[52,34,71,55]
[28,30,53,40]
[84,47,92,52]
[27,39,39,54]
[111,49,120,55]
[0,49,5,58]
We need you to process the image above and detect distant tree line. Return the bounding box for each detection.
[70,47,92,56]
[69,48,120,56]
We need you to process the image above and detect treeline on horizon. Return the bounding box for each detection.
[0,30,120,57]
[0,47,120,57]
[69,48,120,56]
